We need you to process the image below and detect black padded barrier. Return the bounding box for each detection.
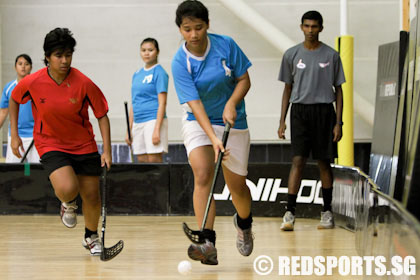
[0,163,171,215]
[0,164,57,214]
[169,163,322,217]
[0,163,325,218]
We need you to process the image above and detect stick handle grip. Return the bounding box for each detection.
[20,139,34,163]
[124,102,134,163]
[221,122,231,147]
[124,102,132,140]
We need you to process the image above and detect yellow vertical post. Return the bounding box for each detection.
[335,36,354,166]
[402,0,410,31]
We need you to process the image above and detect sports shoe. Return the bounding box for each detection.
[60,201,78,228]
[82,234,102,255]
[280,211,295,231]
[233,213,254,256]
[318,210,335,229]
[187,240,218,265]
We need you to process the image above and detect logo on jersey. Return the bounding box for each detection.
[221,60,231,77]
[69,98,78,104]
[40,98,46,104]
[296,59,306,69]
[319,62,330,68]
[142,74,153,84]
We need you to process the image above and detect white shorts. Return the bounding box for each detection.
[182,120,250,176]
[132,119,168,155]
[6,136,40,163]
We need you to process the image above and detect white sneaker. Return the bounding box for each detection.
[280,211,295,231]
[60,201,78,228]
[82,234,102,255]
[318,210,335,229]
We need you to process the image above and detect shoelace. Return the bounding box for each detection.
[285,213,294,222]
[64,203,78,211]
[195,242,214,255]
[238,228,254,242]
[322,216,332,222]
[88,237,101,249]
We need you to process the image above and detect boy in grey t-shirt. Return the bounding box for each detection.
[277,10,345,231]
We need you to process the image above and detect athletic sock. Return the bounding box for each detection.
[203,229,216,246]
[322,187,333,212]
[286,194,297,215]
[85,228,98,239]
[236,212,253,230]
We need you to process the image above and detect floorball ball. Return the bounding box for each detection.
[178,260,192,275]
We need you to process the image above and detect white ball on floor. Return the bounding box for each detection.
[178,260,192,275]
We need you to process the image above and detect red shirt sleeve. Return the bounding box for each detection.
[85,79,109,118]
[11,75,31,104]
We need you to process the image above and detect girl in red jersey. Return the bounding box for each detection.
[9,28,111,256]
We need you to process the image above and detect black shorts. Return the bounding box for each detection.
[40,151,102,176]
[290,103,337,161]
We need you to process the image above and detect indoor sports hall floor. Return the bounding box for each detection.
[0,215,360,279]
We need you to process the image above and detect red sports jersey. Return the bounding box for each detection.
[12,67,109,157]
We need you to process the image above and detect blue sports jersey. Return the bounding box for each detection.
[172,33,252,129]
[131,64,169,123]
[0,79,34,137]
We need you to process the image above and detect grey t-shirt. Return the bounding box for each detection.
[278,42,345,104]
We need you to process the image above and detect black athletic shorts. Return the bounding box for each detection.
[40,151,102,176]
[290,103,337,161]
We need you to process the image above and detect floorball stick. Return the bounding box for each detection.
[183,122,231,244]
[100,166,124,261]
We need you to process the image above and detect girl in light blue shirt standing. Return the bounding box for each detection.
[0,54,39,163]
[126,38,169,163]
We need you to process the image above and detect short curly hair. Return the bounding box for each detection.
[43,28,76,66]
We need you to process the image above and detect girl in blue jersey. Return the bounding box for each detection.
[126,38,169,163]
[0,54,39,163]
[172,0,254,265]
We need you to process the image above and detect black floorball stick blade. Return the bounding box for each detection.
[182,222,206,244]
[101,240,124,261]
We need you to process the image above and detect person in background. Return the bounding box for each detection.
[0,54,39,162]
[278,10,345,231]
[126,37,169,163]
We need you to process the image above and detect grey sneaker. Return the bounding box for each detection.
[233,213,254,256]
[280,211,295,231]
[60,201,78,228]
[188,240,218,265]
[82,234,102,255]
[318,210,335,229]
